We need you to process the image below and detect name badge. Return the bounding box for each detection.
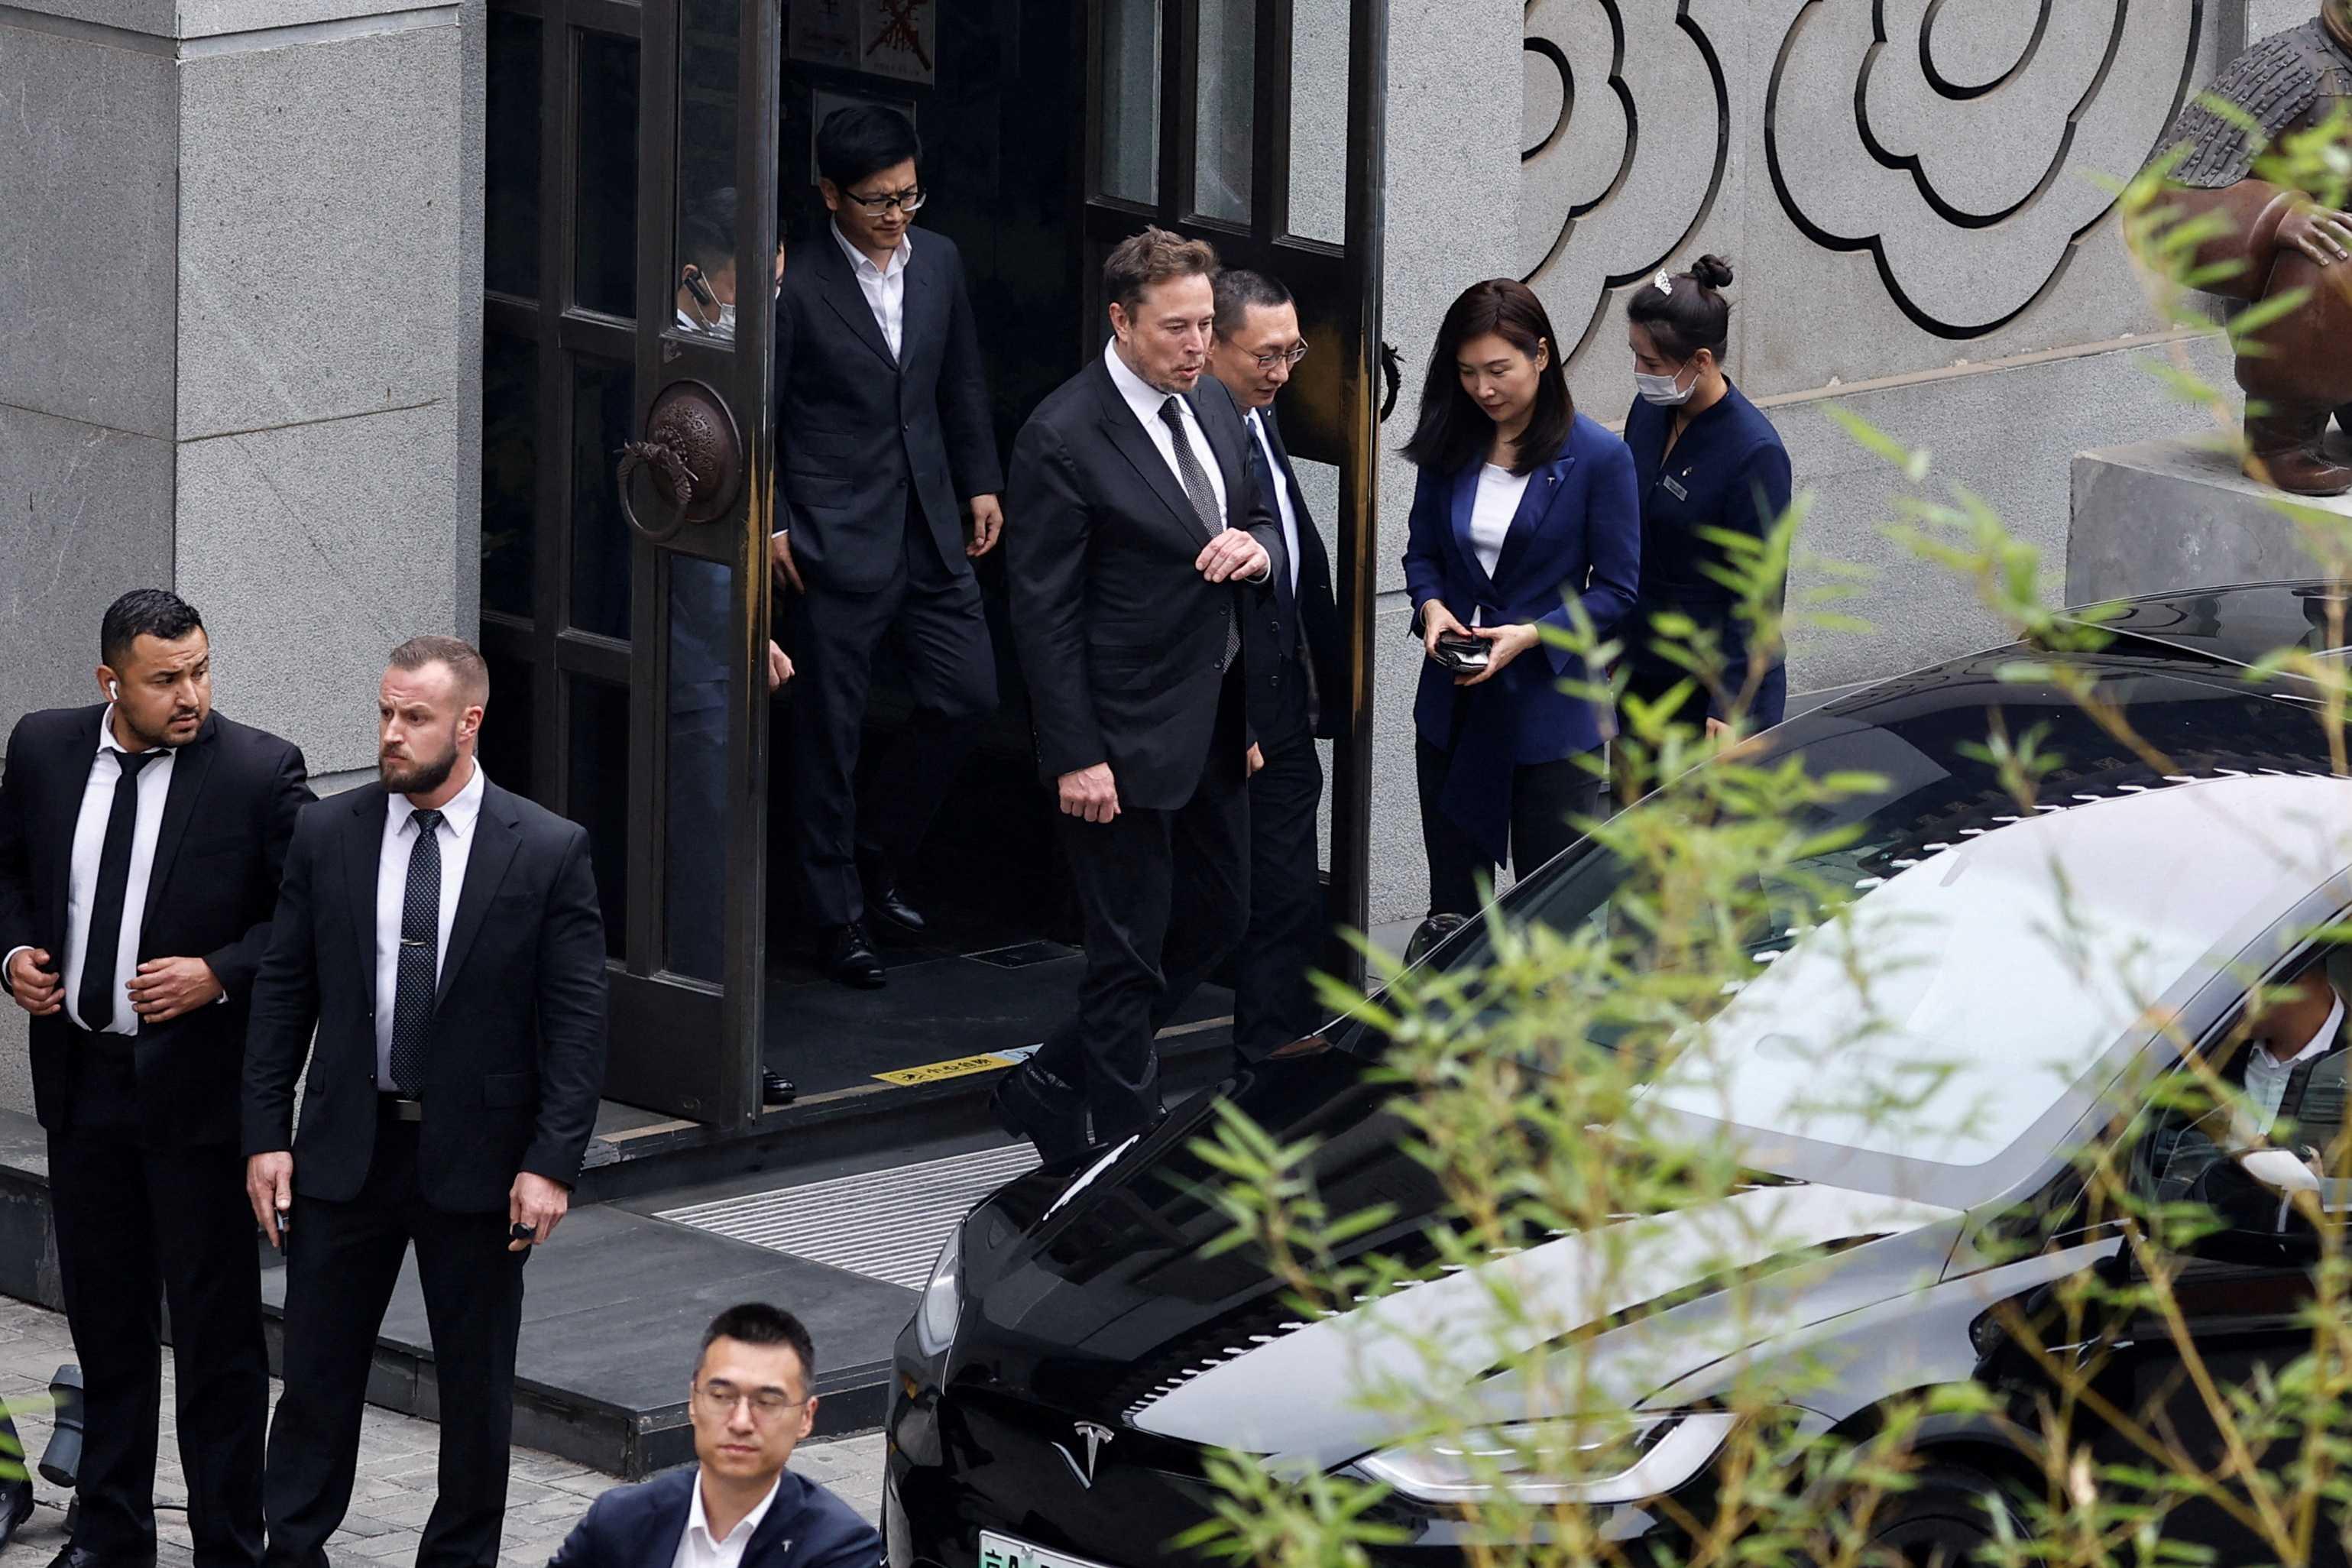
[1661,474,1689,501]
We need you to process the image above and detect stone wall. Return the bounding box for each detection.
[1359,0,2257,921]
[0,0,484,1115]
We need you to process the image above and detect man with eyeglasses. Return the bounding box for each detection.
[549,1303,880,1568]
[1206,271,1350,1066]
[772,105,1003,990]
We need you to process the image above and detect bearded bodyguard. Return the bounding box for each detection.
[243,636,607,1568]
[0,589,309,1568]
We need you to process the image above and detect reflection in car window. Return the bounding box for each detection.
[1370,660,2352,1203]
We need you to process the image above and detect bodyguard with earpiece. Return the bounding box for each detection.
[1620,257,1794,739]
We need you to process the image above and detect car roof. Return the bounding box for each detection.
[2054,578,2352,671]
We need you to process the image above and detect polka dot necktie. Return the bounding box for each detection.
[387,808,443,1100]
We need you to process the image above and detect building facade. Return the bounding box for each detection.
[0,0,2280,1123]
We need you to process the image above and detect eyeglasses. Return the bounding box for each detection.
[692,1379,807,1424]
[1251,342,1310,372]
[844,185,926,215]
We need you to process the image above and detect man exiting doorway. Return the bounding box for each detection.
[772,105,1004,990]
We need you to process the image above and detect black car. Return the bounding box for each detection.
[886,582,2352,1567]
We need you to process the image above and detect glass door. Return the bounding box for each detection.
[483,0,782,1126]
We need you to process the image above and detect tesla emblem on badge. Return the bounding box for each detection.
[1053,1421,1115,1489]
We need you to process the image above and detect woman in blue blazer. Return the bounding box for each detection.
[1621,256,1793,734]
[1401,279,1641,940]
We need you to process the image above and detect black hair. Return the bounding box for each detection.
[1627,254,1735,363]
[682,188,738,274]
[699,1302,816,1391]
[1400,278,1575,478]
[1212,268,1294,339]
[101,588,203,672]
[816,105,920,192]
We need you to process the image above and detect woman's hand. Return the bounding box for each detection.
[1458,623,1540,685]
[1421,600,1469,660]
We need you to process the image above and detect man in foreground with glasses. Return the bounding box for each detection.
[1206,270,1349,1067]
[550,1304,880,1568]
[773,105,1004,990]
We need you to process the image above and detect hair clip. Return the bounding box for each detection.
[1653,271,1674,295]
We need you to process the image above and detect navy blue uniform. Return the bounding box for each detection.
[550,1466,881,1568]
[1621,381,1793,727]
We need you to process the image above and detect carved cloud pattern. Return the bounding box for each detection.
[1764,0,2204,336]
[1520,0,1731,358]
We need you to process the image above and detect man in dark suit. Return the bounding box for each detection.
[772,106,1003,989]
[549,1304,879,1568]
[997,228,1281,1159]
[1206,270,1352,1063]
[242,636,606,1568]
[0,588,310,1568]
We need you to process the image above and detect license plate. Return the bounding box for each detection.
[977,1530,1117,1568]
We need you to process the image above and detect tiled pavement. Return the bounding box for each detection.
[0,1297,887,1568]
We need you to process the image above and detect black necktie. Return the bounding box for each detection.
[78,747,167,1034]
[1158,397,1241,670]
[388,808,444,1100]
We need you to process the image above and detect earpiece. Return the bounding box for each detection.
[108,681,120,701]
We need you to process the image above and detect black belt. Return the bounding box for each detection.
[377,1093,423,1123]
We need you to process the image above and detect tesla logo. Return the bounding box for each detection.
[1052,1421,1115,1489]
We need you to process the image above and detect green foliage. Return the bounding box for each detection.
[1174,76,2352,1568]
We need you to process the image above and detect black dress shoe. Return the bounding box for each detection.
[47,1547,152,1568]
[1403,912,1469,966]
[760,1067,798,1106]
[863,880,928,941]
[0,1482,32,1551]
[819,922,886,989]
[990,1066,1090,1162]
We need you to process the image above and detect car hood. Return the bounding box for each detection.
[961,1052,1962,1470]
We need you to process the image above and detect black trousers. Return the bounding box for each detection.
[261,1119,527,1568]
[1233,669,1326,1058]
[791,520,997,928]
[1415,739,1604,918]
[1035,675,1251,1141]
[49,1055,267,1568]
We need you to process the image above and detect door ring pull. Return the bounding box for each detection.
[615,380,744,543]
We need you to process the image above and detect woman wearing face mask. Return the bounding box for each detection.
[1399,279,1641,954]
[1621,255,1793,740]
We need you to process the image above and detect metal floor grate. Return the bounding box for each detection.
[655,1143,1041,1289]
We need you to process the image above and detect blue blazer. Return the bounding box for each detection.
[548,1466,881,1568]
[1402,413,1640,861]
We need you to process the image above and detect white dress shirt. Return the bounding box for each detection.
[1103,341,1229,523]
[28,708,178,1035]
[833,222,911,359]
[1246,408,1302,598]
[374,764,488,1092]
[2246,991,2345,1132]
[671,1470,783,1568]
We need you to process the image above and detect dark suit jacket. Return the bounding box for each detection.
[0,706,310,1145]
[774,225,1002,594]
[1239,403,1349,745]
[1005,355,1284,811]
[1401,412,1641,765]
[241,775,607,1211]
[549,1466,881,1568]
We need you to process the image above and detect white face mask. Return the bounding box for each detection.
[714,303,738,340]
[1635,361,1698,407]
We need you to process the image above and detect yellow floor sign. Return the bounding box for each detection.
[873,1053,1021,1087]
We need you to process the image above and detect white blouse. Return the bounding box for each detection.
[1469,462,1531,580]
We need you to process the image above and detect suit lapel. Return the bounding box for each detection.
[741,1472,802,1567]
[901,238,938,361]
[1093,361,1215,547]
[1488,453,1576,591]
[343,786,386,977]
[139,718,216,928]
[435,782,520,1011]
[45,708,106,944]
[815,225,898,370]
[1448,463,1490,594]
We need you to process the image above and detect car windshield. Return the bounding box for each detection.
[1377,656,2352,1206]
